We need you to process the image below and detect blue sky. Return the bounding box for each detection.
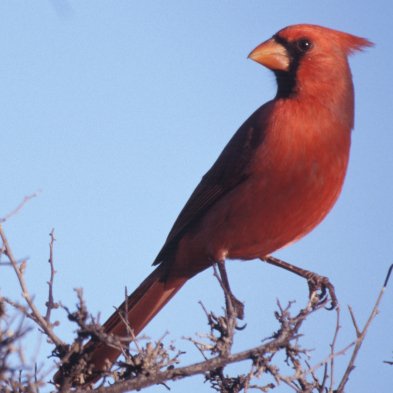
[1,1,393,392]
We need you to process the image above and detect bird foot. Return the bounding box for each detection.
[214,260,245,320]
[305,272,337,310]
[227,292,245,320]
[261,256,338,310]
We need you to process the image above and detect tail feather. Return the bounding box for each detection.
[55,263,187,384]
[89,262,186,374]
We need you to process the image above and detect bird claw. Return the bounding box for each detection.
[228,294,245,320]
[214,260,245,320]
[235,322,247,331]
[306,272,338,310]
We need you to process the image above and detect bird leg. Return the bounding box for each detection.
[216,260,245,320]
[260,255,338,309]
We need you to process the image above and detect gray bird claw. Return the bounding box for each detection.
[306,272,337,310]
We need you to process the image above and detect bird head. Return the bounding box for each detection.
[248,24,373,99]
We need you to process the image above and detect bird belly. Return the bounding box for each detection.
[175,154,348,275]
[231,161,346,259]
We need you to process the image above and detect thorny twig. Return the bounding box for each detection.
[0,195,65,349]
[329,307,341,391]
[0,299,48,393]
[0,192,39,224]
[45,229,58,323]
[72,298,325,393]
[335,264,393,393]
[87,263,392,393]
[0,224,64,347]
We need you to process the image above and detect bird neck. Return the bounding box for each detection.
[275,61,355,130]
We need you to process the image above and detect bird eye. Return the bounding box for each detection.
[296,38,313,53]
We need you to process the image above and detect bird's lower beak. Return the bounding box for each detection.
[248,38,290,71]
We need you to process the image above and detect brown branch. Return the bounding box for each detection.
[45,229,58,323]
[77,337,294,393]
[80,260,390,393]
[73,298,324,393]
[0,224,64,347]
[0,192,39,223]
[335,264,393,392]
[329,307,341,391]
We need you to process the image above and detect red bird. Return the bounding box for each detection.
[55,24,372,383]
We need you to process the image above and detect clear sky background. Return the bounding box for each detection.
[1,1,393,392]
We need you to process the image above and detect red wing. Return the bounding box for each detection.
[153,105,269,265]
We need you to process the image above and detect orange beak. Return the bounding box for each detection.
[248,38,290,71]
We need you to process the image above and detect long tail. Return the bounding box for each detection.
[55,262,187,384]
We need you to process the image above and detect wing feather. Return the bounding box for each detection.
[153,104,270,264]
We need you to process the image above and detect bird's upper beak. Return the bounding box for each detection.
[248,38,290,71]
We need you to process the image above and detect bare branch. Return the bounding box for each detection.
[82,297,325,392]
[0,224,64,347]
[45,229,59,323]
[0,192,39,223]
[335,264,393,392]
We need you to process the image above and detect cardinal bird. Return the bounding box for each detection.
[55,24,372,384]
